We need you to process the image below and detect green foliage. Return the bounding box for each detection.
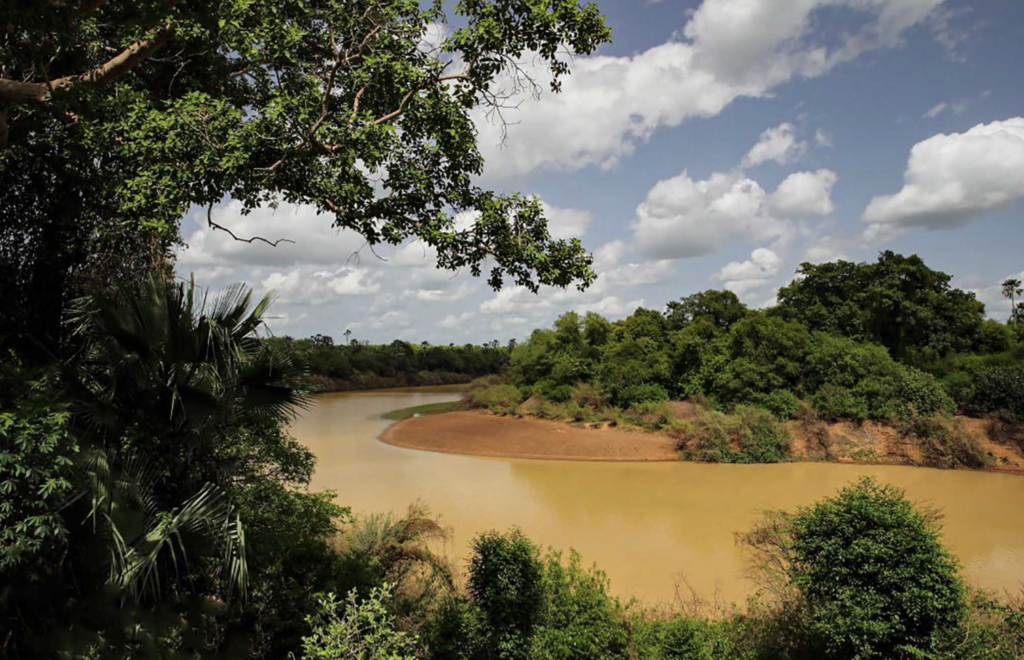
[969,366,1024,421]
[776,252,985,359]
[675,406,790,464]
[633,616,749,660]
[530,550,628,660]
[301,584,418,660]
[755,390,801,421]
[812,384,869,423]
[269,335,509,390]
[3,0,612,353]
[383,401,461,421]
[0,383,76,573]
[665,289,749,332]
[469,529,545,660]
[596,338,672,407]
[788,478,966,659]
[467,383,524,415]
[702,315,811,407]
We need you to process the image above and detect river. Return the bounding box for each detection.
[291,387,1024,605]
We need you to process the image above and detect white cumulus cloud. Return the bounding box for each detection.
[770,169,838,217]
[712,248,782,295]
[862,117,1024,237]
[743,123,806,167]
[475,0,946,180]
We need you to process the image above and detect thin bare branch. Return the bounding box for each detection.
[206,204,295,247]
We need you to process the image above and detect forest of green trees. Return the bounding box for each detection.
[2,0,1022,658]
[458,252,1024,468]
[265,334,508,391]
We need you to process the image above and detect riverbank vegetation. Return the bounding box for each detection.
[463,252,1024,469]
[264,335,508,392]
[3,0,1023,656]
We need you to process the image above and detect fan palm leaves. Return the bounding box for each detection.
[61,271,306,603]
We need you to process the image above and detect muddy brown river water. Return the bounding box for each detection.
[291,388,1024,605]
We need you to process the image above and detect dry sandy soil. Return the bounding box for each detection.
[381,407,1024,474]
[380,411,678,461]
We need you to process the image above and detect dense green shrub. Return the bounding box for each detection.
[633,616,749,660]
[676,407,790,464]
[811,384,868,422]
[536,380,574,403]
[623,400,675,429]
[755,389,801,420]
[467,384,524,415]
[734,406,791,463]
[531,550,628,660]
[301,584,418,660]
[617,383,670,408]
[969,366,1024,421]
[788,478,966,659]
[469,529,545,660]
[894,364,956,418]
[0,391,76,573]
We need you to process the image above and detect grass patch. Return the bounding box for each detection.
[383,400,461,421]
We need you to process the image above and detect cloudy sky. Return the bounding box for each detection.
[175,0,1024,344]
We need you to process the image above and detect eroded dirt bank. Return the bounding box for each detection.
[381,408,1024,473]
[380,410,678,461]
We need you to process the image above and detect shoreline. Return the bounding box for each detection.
[379,410,679,462]
[379,409,1024,474]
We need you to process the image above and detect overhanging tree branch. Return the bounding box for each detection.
[0,24,176,105]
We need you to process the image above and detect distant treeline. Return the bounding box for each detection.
[474,252,1024,459]
[264,335,509,392]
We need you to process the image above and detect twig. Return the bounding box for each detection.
[206,204,295,247]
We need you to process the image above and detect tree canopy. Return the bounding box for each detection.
[0,0,611,350]
[775,251,984,360]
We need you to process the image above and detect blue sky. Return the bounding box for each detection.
[176,0,1024,343]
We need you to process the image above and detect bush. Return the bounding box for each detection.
[301,584,417,660]
[570,382,607,409]
[788,478,965,659]
[467,384,524,415]
[633,616,747,660]
[811,384,868,422]
[755,389,801,420]
[898,415,988,469]
[970,366,1024,421]
[530,550,628,660]
[537,380,573,403]
[675,407,790,464]
[469,529,545,660]
[617,383,669,408]
[894,365,955,418]
[734,406,790,463]
[624,400,675,429]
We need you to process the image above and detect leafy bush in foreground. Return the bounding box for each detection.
[301,584,417,660]
[469,529,545,660]
[788,478,965,659]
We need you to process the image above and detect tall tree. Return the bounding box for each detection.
[776,252,984,359]
[0,0,611,353]
[1002,278,1022,322]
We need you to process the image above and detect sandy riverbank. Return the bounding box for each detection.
[380,410,678,461]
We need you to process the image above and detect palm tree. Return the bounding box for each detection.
[1002,278,1022,322]
[65,272,307,601]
